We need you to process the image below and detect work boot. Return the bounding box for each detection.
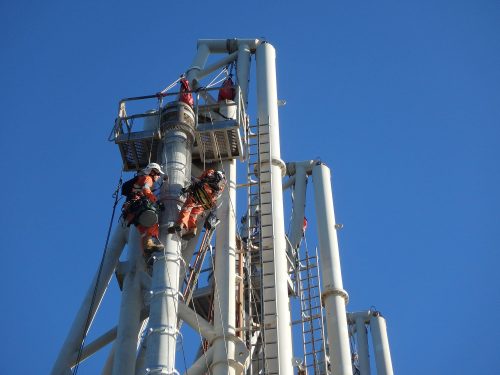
[143,236,164,252]
[181,227,197,240]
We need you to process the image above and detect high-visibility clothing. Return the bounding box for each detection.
[130,175,157,202]
[122,174,160,241]
[177,195,204,231]
[176,170,225,230]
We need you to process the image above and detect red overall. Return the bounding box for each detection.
[179,78,194,107]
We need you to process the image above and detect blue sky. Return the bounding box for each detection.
[1,1,499,374]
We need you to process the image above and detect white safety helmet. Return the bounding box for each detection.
[216,170,225,181]
[142,162,165,176]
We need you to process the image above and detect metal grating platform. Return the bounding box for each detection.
[193,119,243,163]
[115,129,161,171]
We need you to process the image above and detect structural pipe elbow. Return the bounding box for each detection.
[286,159,321,176]
[188,38,262,86]
[196,39,262,54]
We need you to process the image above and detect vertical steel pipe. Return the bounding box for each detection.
[355,316,371,375]
[311,163,352,375]
[112,228,145,375]
[237,44,251,105]
[212,160,237,375]
[256,41,294,375]
[146,102,195,374]
[370,314,394,375]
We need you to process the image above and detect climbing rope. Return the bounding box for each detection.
[72,175,123,375]
[213,134,240,234]
[147,95,164,165]
[157,76,183,97]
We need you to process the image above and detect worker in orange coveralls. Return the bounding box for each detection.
[122,162,165,253]
[170,169,226,239]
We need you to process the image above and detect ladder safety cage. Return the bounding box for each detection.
[297,246,329,374]
[244,117,282,374]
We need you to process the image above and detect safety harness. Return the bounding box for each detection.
[188,174,225,209]
[121,175,160,227]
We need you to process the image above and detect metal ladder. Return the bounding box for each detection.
[245,120,280,374]
[298,246,328,374]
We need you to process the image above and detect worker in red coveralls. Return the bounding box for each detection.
[179,77,194,107]
[170,169,226,239]
[218,76,236,101]
[122,162,165,253]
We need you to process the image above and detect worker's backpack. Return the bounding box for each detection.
[121,176,138,199]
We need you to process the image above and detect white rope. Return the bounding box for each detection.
[163,243,178,373]
[158,76,183,95]
[206,76,228,89]
[213,134,240,234]
[148,96,163,164]
[206,67,228,88]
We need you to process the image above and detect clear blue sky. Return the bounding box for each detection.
[1,1,499,374]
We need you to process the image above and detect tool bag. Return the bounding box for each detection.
[125,196,159,227]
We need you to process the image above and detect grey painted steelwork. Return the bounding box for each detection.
[51,38,396,375]
[145,101,195,374]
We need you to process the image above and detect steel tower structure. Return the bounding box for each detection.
[51,38,394,375]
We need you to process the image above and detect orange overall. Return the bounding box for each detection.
[177,170,222,231]
[123,175,159,238]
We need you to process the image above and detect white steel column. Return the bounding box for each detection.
[51,222,128,375]
[212,159,237,375]
[256,41,294,375]
[146,103,194,374]
[237,44,251,105]
[370,313,394,375]
[112,228,145,375]
[311,163,352,375]
[355,316,371,375]
[186,43,210,86]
